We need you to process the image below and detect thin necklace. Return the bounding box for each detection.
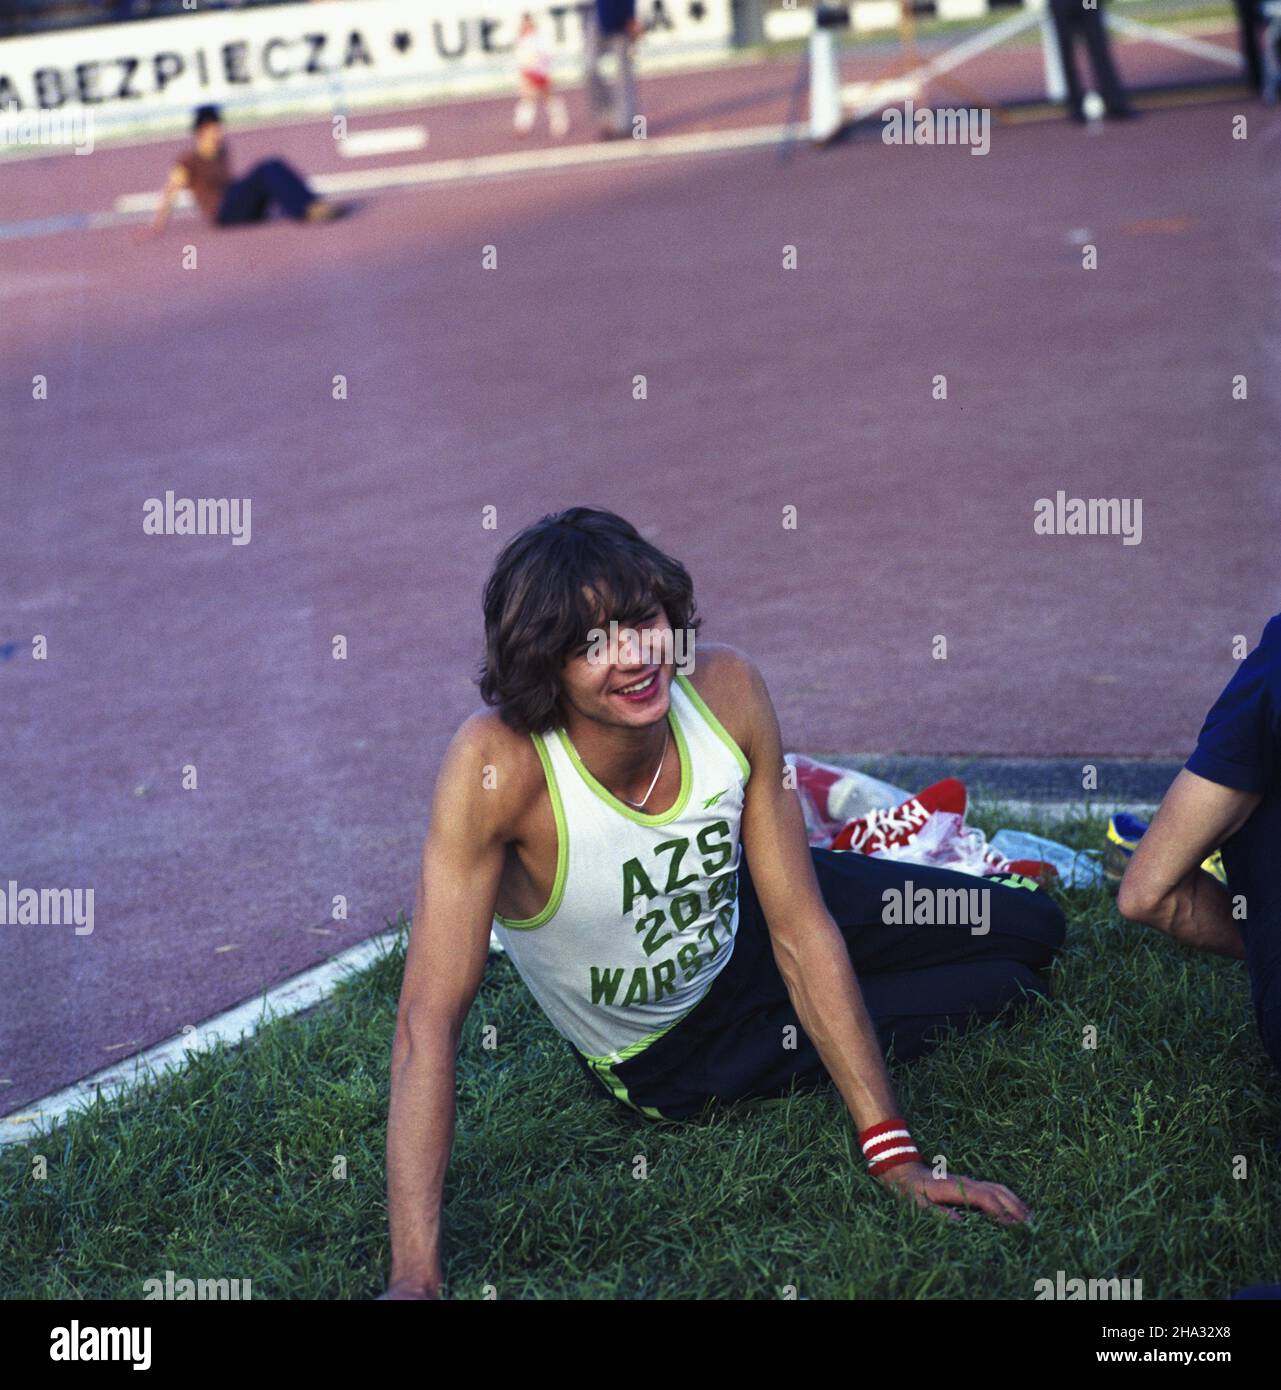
[622,725,669,809]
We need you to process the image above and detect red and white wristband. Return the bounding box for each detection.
[860,1118,921,1178]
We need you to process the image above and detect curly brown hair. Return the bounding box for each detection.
[477,507,701,735]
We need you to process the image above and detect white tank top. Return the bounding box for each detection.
[492,675,751,1104]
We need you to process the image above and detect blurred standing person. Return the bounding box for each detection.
[585,0,643,140]
[1047,0,1139,123]
[513,12,571,138]
[1230,0,1264,95]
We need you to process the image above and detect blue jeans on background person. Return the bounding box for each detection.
[216,159,317,226]
[584,20,637,137]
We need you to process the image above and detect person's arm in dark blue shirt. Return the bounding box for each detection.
[1118,770,1258,958]
[1119,615,1281,957]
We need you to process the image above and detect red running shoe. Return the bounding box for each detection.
[1006,859,1059,883]
[830,778,968,854]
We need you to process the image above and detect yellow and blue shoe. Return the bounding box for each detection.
[1104,812,1147,882]
[1104,812,1227,886]
[1201,848,1227,886]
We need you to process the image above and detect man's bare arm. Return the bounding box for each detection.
[724,650,1028,1224]
[1117,769,1260,959]
[143,163,188,237]
[731,660,897,1130]
[383,719,510,1298]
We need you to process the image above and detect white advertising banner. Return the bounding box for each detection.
[0,0,735,127]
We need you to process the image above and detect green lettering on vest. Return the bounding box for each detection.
[590,966,626,1005]
[669,892,701,930]
[621,966,649,1006]
[697,819,733,873]
[635,907,674,958]
[653,836,698,894]
[708,872,736,910]
[622,857,659,916]
[677,942,702,980]
[652,957,677,1001]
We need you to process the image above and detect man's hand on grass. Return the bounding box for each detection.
[877,1160,1030,1225]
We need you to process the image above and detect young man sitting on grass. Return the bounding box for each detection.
[1119,614,1281,1082]
[382,507,1066,1299]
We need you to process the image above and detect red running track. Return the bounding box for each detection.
[2,43,1278,1114]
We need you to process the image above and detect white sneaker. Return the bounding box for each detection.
[513,98,536,136]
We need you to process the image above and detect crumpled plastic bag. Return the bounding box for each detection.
[788,753,1054,882]
[786,753,911,846]
[989,829,1105,888]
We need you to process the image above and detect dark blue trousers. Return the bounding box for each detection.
[1047,0,1130,116]
[577,847,1067,1119]
[216,158,316,226]
[1222,793,1281,1078]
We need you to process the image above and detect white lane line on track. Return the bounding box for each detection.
[339,125,430,157]
[112,122,792,215]
[0,124,791,240]
[0,270,93,299]
[0,931,395,1147]
[114,189,193,215]
[0,926,507,1147]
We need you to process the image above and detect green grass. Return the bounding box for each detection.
[1,806,1277,1300]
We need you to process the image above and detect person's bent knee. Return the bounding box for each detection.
[989,881,1067,963]
[1033,891,1068,954]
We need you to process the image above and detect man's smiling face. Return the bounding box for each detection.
[558,595,673,731]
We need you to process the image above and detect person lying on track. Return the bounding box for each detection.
[142,104,343,237]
